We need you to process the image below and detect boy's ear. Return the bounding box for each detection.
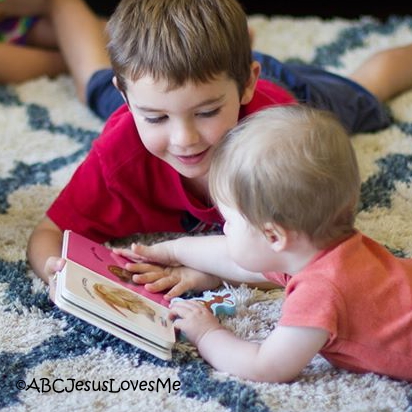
[112,76,129,105]
[263,222,288,252]
[112,76,120,91]
[240,61,261,105]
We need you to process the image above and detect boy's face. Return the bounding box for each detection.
[219,202,279,273]
[124,73,253,181]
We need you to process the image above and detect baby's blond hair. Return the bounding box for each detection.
[107,0,252,96]
[209,104,360,248]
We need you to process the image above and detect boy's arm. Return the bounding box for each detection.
[27,216,64,284]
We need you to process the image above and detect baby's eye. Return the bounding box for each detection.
[198,108,221,118]
[145,115,168,124]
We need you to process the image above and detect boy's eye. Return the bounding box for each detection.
[145,115,168,124]
[198,108,221,118]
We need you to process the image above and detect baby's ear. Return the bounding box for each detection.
[263,222,287,252]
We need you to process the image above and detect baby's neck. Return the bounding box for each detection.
[283,234,322,275]
[285,232,355,275]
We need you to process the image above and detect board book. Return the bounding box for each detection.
[54,230,175,360]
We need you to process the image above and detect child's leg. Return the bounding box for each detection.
[48,0,110,103]
[25,17,58,49]
[349,44,412,102]
[0,0,47,18]
[0,42,66,83]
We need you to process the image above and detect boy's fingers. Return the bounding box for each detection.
[126,262,163,272]
[48,273,57,302]
[144,276,177,293]
[132,271,164,284]
[44,257,66,277]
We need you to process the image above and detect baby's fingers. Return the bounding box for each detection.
[112,247,146,263]
[132,243,178,266]
[170,300,205,315]
[164,282,193,300]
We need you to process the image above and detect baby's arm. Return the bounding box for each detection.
[115,235,272,299]
[132,235,269,285]
[27,216,65,284]
[172,300,329,382]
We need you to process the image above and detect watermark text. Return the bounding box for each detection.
[16,377,181,393]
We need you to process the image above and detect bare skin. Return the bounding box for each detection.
[27,0,412,286]
[349,43,412,101]
[47,0,110,101]
[0,0,67,83]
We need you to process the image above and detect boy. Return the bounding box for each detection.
[122,105,412,383]
[28,0,412,283]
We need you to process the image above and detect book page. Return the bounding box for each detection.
[62,261,175,346]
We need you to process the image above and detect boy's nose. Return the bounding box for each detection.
[172,123,200,146]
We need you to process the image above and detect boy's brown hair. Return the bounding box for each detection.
[107,0,252,96]
[209,104,361,248]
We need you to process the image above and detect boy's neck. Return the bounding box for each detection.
[182,176,212,206]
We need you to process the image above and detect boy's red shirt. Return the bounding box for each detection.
[47,79,296,242]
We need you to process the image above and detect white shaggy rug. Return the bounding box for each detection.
[1,13,412,412]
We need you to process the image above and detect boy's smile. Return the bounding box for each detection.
[124,73,251,183]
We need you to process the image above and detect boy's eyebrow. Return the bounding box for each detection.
[134,95,226,113]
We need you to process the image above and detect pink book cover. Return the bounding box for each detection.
[64,230,170,308]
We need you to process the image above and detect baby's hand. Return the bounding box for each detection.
[170,300,223,345]
[111,245,149,263]
[44,256,66,302]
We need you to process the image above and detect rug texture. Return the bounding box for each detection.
[1,14,412,412]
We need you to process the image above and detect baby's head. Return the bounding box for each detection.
[209,105,360,248]
[107,0,252,97]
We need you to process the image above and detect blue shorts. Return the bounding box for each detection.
[86,51,391,134]
[253,51,391,134]
[86,69,124,120]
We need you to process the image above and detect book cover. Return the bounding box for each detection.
[54,230,175,360]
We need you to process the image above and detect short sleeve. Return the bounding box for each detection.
[278,276,345,342]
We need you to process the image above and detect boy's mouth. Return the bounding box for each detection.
[175,148,209,165]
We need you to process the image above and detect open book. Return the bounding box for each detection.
[54,230,175,360]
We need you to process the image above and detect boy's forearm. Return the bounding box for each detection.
[27,218,63,283]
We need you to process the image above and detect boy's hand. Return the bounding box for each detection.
[44,256,66,302]
[114,241,223,299]
[170,300,224,345]
[129,263,222,300]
